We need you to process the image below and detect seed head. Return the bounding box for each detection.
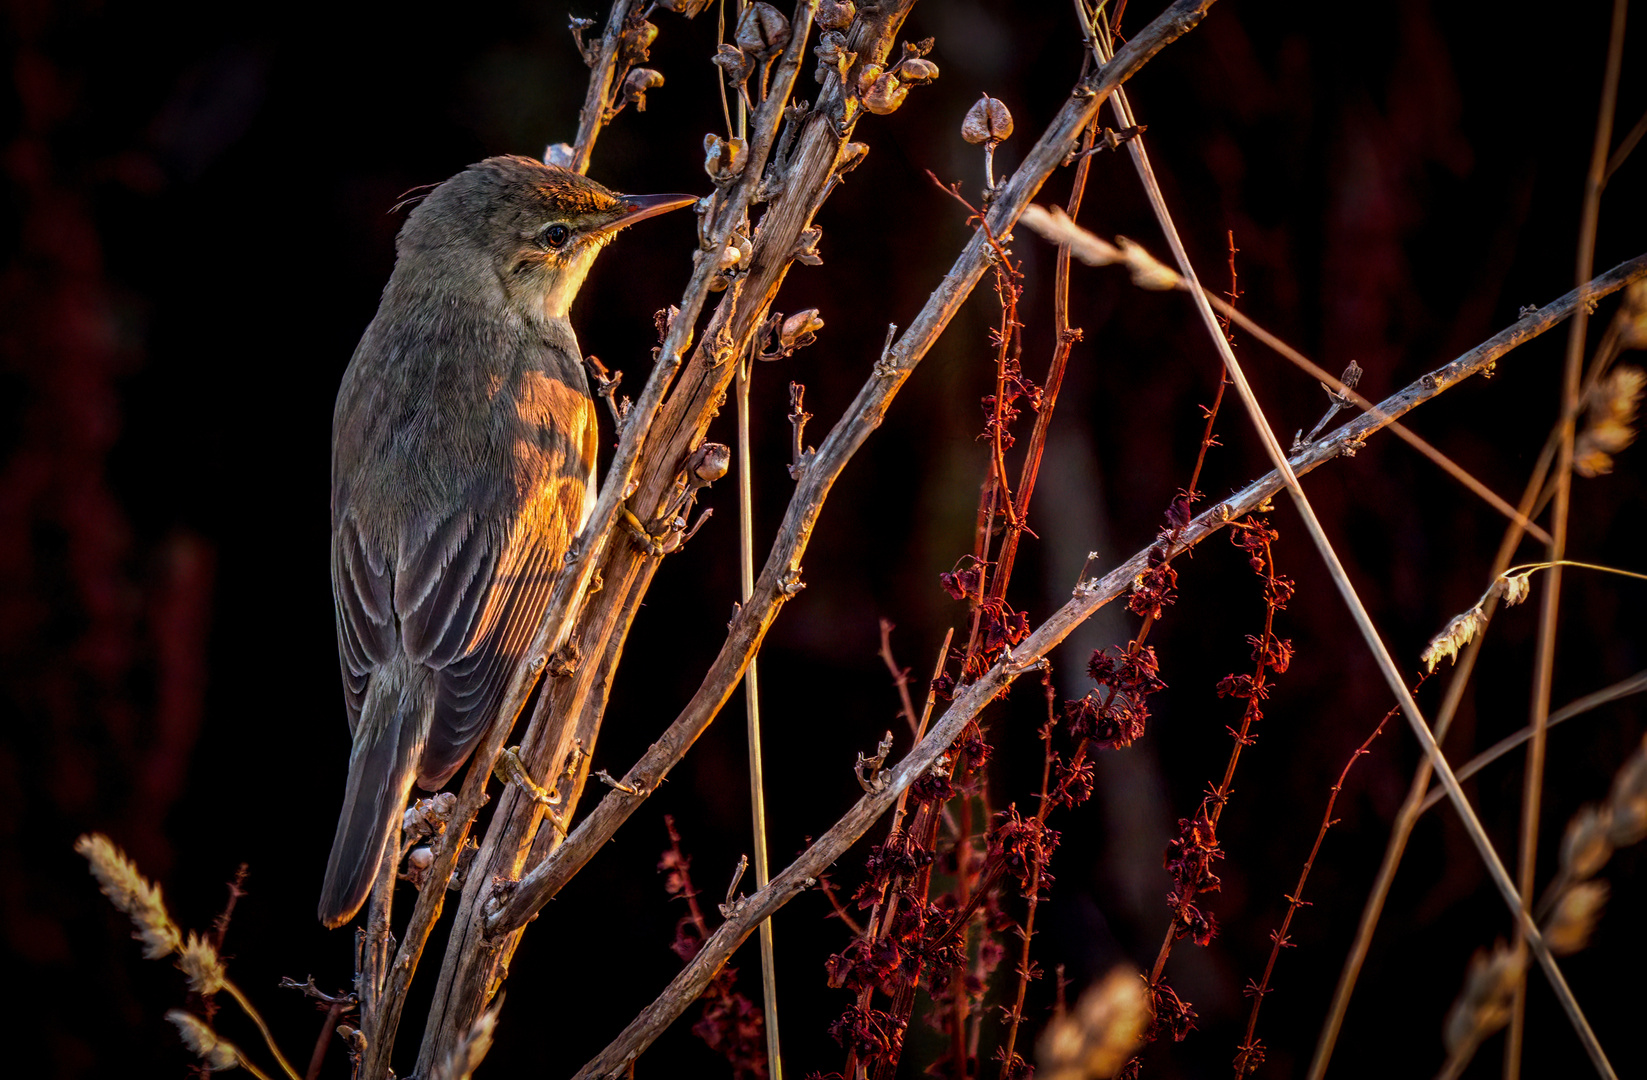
[1544,879,1608,956]
[1443,941,1523,1054]
[1037,967,1150,1080]
[1419,605,1488,673]
[735,3,790,61]
[179,932,227,996]
[1559,804,1614,881]
[817,0,856,31]
[167,1012,241,1072]
[862,72,908,115]
[1574,364,1643,477]
[76,833,183,960]
[1605,737,1647,846]
[962,94,1013,144]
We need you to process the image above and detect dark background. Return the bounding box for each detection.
[4,1,1645,1078]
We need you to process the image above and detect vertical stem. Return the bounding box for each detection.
[737,353,783,1080]
[1307,434,1553,1080]
[1090,22,1614,1076]
[1505,4,1625,1076]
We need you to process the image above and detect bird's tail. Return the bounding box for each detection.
[318,668,429,928]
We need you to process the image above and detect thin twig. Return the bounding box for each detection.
[568,0,641,175]
[1419,670,1647,813]
[1235,702,1397,1075]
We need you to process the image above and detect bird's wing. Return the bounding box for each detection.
[332,515,396,736]
[398,477,580,790]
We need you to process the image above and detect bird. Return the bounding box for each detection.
[320,154,695,928]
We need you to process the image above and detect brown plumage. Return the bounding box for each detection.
[320,155,694,928]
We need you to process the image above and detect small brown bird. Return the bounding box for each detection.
[321,155,694,928]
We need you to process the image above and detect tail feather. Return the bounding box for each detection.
[319,678,426,928]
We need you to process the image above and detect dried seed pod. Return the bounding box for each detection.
[813,31,855,83]
[620,67,665,112]
[404,846,435,889]
[712,42,751,86]
[897,57,940,83]
[779,308,825,350]
[1544,879,1608,956]
[657,0,712,16]
[862,72,907,115]
[687,442,731,485]
[703,133,748,181]
[792,225,823,266]
[816,0,856,31]
[620,19,660,63]
[1559,804,1614,881]
[962,93,1014,144]
[837,141,870,175]
[543,143,576,169]
[735,2,791,61]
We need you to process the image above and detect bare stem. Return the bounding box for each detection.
[1507,12,1627,1073]
[736,344,783,1080]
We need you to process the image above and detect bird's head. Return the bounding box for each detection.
[395,155,697,321]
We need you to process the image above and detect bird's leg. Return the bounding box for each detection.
[619,505,668,556]
[493,747,569,839]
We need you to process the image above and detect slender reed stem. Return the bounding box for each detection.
[736,348,783,1079]
[225,982,304,1080]
[1507,10,1627,1073]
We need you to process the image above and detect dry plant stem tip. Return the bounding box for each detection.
[1089,23,1617,1078]
[568,0,641,175]
[1508,4,1626,1076]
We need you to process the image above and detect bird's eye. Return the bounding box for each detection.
[542,223,571,249]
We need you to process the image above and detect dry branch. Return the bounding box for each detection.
[489,0,1226,943]
[564,252,1647,1079]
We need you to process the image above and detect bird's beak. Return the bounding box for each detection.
[604,192,699,234]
